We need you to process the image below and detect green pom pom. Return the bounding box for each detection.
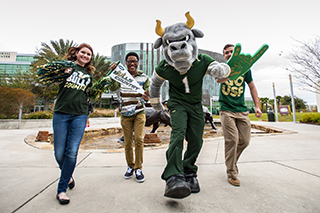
[37,59,76,85]
[89,76,112,99]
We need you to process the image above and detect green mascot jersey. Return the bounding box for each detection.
[54,64,93,115]
[155,54,215,104]
[219,70,253,112]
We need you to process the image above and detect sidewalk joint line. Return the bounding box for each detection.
[12,152,92,212]
[12,177,60,213]
[272,161,320,178]
[213,141,220,164]
[76,152,92,167]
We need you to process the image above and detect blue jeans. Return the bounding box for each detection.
[53,112,87,194]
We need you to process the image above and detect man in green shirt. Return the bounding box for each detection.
[218,44,262,187]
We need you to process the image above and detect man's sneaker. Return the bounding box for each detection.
[164,174,191,199]
[185,173,200,193]
[124,167,134,179]
[135,169,145,183]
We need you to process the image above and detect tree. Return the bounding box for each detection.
[281,95,307,111]
[269,96,282,111]
[91,53,112,108]
[260,97,269,113]
[0,68,36,91]
[269,99,274,109]
[276,95,282,110]
[288,36,320,94]
[92,53,111,79]
[0,86,36,118]
[30,39,77,110]
[34,39,76,61]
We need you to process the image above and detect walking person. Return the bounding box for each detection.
[217,44,262,186]
[53,43,95,204]
[110,52,150,183]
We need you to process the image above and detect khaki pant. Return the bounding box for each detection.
[121,113,146,170]
[220,110,251,179]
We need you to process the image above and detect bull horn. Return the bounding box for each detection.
[185,11,194,29]
[155,20,164,37]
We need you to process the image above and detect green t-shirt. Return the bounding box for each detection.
[219,70,253,112]
[156,54,215,104]
[54,64,93,115]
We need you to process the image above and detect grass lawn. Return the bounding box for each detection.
[212,112,318,122]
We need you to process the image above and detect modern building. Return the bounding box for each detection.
[0,52,35,76]
[104,42,165,108]
[198,49,226,106]
[111,42,163,78]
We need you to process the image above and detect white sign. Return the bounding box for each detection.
[0,52,17,62]
[109,62,145,94]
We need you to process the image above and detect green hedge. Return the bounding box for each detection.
[23,111,53,119]
[300,113,320,125]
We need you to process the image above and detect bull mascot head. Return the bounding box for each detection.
[153,12,204,74]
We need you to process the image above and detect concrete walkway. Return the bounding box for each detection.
[0,119,319,213]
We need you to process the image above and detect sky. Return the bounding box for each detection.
[1,0,320,105]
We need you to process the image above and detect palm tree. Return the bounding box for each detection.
[92,53,111,80]
[276,95,282,110]
[260,97,269,113]
[30,39,77,111]
[91,53,112,108]
[35,39,76,61]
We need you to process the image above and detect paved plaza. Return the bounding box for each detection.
[0,118,319,213]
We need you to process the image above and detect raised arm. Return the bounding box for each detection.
[207,61,231,79]
[149,72,165,111]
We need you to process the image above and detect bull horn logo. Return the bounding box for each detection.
[155,11,194,37]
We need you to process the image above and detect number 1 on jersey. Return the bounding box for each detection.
[182,76,190,93]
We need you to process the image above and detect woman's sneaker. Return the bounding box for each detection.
[124,167,134,179]
[135,169,145,183]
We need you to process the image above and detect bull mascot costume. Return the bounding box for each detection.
[149,12,268,199]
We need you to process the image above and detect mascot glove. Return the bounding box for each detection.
[207,62,231,79]
[150,98,165,111]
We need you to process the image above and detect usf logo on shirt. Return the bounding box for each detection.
[221,76,245,98]
[65,71,91,91]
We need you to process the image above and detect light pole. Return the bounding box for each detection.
[289,74,296,122]
[273,83,279,122]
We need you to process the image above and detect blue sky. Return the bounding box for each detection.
[1,0,320,104]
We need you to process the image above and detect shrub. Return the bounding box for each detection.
[24,111,53,119]
[89,108,118,118]
[300,113,320,125]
